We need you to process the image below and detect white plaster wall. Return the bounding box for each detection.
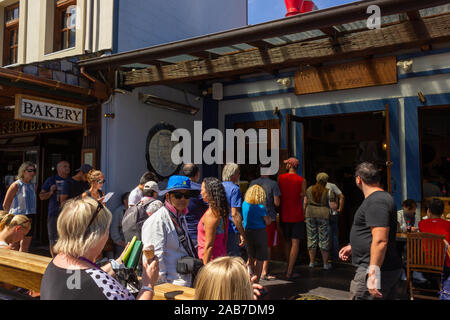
[101,86,203,211]
[116,0,247,52]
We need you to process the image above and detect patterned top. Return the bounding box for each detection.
[10,180,36,215]
[40,260,134,300]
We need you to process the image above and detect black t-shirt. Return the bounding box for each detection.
[349,191,401,271]
[40,260,134,300]
[63,177,90,199]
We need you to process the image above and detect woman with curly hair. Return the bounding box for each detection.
[242,184,272,283]
[197,177,229,265]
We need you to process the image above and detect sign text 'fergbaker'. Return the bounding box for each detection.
[15,94,85,127]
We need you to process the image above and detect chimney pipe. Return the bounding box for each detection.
[284,0,304,17]
[300,0,316,13]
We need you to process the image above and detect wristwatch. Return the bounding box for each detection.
[140,286,154,294]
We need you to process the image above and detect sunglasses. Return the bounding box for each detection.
[97,180,105,184]
[83,201,104,239]
[26,169,36,173]
[171,192,191,200]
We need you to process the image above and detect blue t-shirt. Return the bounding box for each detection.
[42,174,67,217]
[242,201,267,230]
[185,181,209,241]
[222,181,242,234]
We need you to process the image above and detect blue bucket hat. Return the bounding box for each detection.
[158,175,200,197]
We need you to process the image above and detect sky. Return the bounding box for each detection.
[248,0,357,24]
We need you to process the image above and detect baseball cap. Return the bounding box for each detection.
[143,181,160,193]
[76,164,93,174]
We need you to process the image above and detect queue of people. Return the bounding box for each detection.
[1,157,449,301]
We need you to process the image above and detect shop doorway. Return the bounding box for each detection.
[288,109,390,245]
[419,106,450,218]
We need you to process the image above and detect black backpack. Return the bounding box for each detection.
[122,198,156,243]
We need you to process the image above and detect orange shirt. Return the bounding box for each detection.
[278,173,305,223]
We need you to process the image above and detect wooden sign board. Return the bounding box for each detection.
[15,94,86,127]
[294,56,397,95]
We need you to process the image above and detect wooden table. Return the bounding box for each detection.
[153,282,195,300]
[0,248,51,292]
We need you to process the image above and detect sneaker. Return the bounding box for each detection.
[309,262,316,268]
[323,263,332,270]
[401,269,407,281]
[412,271,427,283]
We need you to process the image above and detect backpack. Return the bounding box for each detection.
[122,198,156,243]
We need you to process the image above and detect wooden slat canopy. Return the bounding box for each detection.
[123,13,450,87]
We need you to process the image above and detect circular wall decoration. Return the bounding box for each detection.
[145,122,181,180]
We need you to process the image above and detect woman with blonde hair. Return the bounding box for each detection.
[242,184,272,283]
[0,211,32,249]
[82,170,105,202]
[40,197,159,300]
[194,256,263,300]
[0,211,34,297]
[2,161,37,252]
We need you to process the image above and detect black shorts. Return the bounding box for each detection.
[280,221,305,240]
[245,228,268,261]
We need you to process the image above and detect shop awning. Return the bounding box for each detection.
[78,0,450,88]
[0,67,108,108]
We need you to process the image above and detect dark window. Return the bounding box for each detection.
[3,3,19,65]
[54,0,76,51]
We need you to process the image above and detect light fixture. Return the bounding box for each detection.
[418,91,426,104]
[104,113,115,119]
[397,60,413,72]
[277,77,292,87]
[139,93,199,115]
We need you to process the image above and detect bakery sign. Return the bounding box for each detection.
[15,94,85,127]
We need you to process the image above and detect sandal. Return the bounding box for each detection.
[286,273,300,280]
[260,274,276,281]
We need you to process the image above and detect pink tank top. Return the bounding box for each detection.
[197,209,228,261]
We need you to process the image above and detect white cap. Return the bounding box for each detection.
[143,181,160,193]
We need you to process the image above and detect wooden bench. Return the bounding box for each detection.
[0,249,194,300]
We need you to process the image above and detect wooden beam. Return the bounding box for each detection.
[124,14,450,87]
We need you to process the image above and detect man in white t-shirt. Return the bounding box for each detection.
[128,171,159,206]
[326,181,344,262]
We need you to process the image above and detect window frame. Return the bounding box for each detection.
[3,3,20,66]
[54,0,77,52]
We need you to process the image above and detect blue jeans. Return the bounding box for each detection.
[329,215,339,260]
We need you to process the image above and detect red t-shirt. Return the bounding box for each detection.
[278,173,305,223]
[418,218,450,267]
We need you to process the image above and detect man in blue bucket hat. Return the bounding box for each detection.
[141,175,201,287]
